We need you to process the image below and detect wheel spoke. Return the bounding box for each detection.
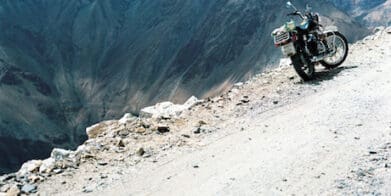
[323,35,346,65]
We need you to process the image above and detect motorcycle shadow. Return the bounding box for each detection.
[309,65,358,85]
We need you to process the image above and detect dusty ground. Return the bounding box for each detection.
[29,29,391,195]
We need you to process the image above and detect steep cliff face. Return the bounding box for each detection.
[326,0,385,11]
[326,0,391,27]
[362,1,391,27]
[0,0,368,174]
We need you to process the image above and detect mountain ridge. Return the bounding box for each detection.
[326,0,391,27]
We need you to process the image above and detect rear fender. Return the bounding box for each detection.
[322,25,338,34]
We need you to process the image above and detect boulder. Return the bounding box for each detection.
[21,184,37,194]
[39,158,56,173]
[183,96,203,108]
[140,102,175,119]
[140,96,203,119]
[118,113,137,124]
[50,148,81,168]
[51,148,73,161]
[77,140,103,156]
[386,26,391,34]
[18,160,42,176]
[75,144,96,159]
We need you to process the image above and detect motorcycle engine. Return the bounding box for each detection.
[306,34,318,55]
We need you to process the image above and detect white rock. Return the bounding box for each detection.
[18,160,42,176]
[77,140,103,155]
[118,113,136,124]
[140,104,155,117]
[51,148,73,161]
[39,158,56,173]
[140,96,202,119]
[140,102,176,118]
[183,96,203,109]
[75,144,87,155]
[386,26,391,34]
[233,82,244,88]
[21,184,37,194]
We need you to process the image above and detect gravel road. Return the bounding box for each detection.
[103,31,391,196]
[36,30,391,196]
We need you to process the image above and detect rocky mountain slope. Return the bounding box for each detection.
[362,1,391,27]
[327,0,391,27]
[0,27,390,195]
[0,0,369,174]
[326,0,386,12]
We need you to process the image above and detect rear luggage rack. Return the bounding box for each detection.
[274,31,290,46]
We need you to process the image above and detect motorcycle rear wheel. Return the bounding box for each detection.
[291,53,315,81]
[320,31,349,69]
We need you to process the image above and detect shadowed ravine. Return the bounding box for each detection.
[0,137,53,174]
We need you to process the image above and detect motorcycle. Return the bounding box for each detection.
[271,1,349,81]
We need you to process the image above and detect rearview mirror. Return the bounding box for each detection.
[306,4,312,12]
[286,1,293,8]
[286,1,298,11]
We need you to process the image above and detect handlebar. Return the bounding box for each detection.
[287,11,304,19]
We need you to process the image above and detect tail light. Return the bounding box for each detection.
[291,34,297,42]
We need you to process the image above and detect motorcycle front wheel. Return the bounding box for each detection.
[320,31,349,69]
[291,53,315,81]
